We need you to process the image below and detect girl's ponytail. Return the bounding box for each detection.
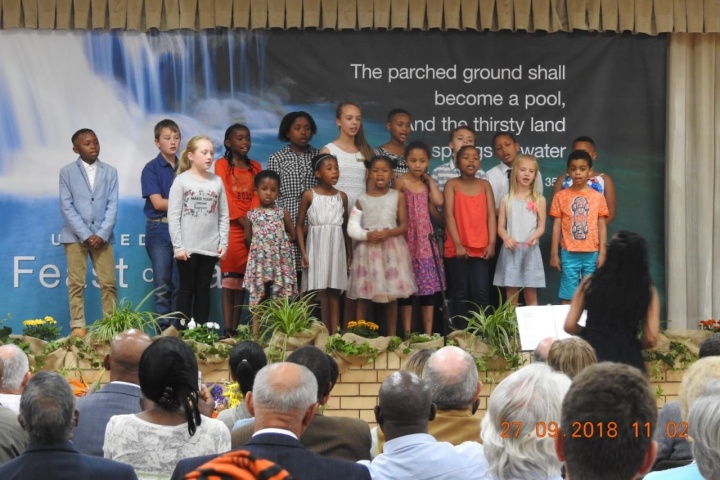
[178,148,192,174]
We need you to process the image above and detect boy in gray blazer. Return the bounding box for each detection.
[59,129,118,337]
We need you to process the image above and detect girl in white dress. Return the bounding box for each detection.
[320,102,374,324]
[296,153,349,334]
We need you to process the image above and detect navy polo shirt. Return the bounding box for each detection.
[141,153,178,219]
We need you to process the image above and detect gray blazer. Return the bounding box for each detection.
[59,158,118,243]
[73,382,142,457]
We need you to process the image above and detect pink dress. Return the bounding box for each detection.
[347,190,417,302]
[404,188,445,296]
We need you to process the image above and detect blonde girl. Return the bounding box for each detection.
[493,154,546,305]
[168,135,229,327]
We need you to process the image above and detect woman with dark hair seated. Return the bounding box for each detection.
[104,336,230,479]
[216,341,267,430]
[564,230,660,373]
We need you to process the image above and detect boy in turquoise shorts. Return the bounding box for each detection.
[549,150,609,304]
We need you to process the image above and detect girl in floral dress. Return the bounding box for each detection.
[242,170,297,335]
[393,141,445,335]
[347,155,417,337]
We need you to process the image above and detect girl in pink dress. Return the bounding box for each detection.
[393,141,445,335]
[347,155,417,337]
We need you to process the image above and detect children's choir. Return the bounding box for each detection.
[65,106,616,336]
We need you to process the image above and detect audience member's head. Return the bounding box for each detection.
[104,329,152,384]
[679,356,720,420]
[481,363,570,479]
[401,349,433,377]
[556,363,657,480]
[533,337,556,363]
[0,344,30,393]
[547,337,597,380]
[423,346,480,410]
[699,333,720,358]
[375,371,434,442]
[687,381,720,480]
[286,346,332,404]
[248,363,318,436]
[139,336,201,435]
[18,371,76,445]
[229,341,267,396]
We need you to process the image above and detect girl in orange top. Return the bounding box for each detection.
[444,145,497,325]
[215,124,261,337]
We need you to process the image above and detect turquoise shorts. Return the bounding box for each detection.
[559,249,599,300]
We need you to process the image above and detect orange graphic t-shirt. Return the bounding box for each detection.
[550,187,609,252]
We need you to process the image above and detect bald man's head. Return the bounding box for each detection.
[423,346,480,410]
[105,329,152,384]
[534,337,556,363]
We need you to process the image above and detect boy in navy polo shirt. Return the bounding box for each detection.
[141,119,181,328]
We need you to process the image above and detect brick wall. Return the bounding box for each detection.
[77,351,685,426]
[324,353,685,426]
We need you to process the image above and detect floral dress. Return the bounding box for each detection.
[347,190,417,302]
[242,206,297,305]
[404,188,445,296]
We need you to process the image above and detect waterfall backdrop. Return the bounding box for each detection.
[0,30,667,333]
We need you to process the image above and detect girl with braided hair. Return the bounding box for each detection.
[564,231,660,373]
[104,336,230,479]
[216,124,262,338]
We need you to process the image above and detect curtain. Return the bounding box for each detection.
[1,0,717,33]
[666,33,720,329]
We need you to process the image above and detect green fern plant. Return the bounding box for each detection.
[251,294,319,360]
[457,291,521,368]
[87,290,176,343]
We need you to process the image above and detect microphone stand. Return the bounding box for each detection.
[428,230,453,344]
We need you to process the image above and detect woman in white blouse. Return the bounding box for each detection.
[103,336,230,479]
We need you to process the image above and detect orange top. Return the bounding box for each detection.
[550,187,609,252]
[215,158,262,220]
[444,190,489,258]
[215,158,261,275]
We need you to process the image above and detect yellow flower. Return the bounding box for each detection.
[347,321,357,328]
[368,322,379,330]
[45,316,56,324]
[23,320,32,326]
[357,320,367,326]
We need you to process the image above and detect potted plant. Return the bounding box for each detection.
[252,294,325,361]
[453,292,521,370]
[86,290,176,344]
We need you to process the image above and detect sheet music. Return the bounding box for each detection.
[516,305,587,351]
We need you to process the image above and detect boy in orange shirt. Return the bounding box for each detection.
[550,150,608,304]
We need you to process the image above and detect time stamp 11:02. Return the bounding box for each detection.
[500,421,688,439]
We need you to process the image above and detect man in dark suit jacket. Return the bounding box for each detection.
[172,362,370,480]
[231,347,372,461]
[0,371,137,479]
[74,329,152,456]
